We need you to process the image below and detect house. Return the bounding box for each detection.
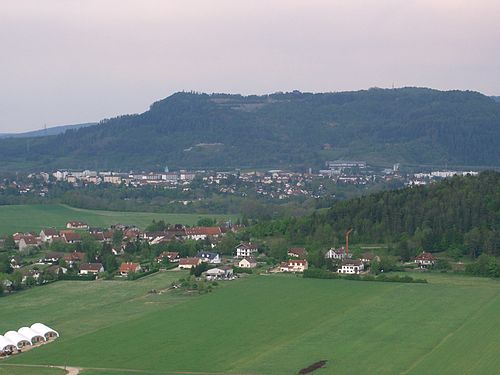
[238,257,257,269]
[40,228,59,243]
[337,259,364,274]
[66,221,89,229]
[414,252,437,267]
[325,247,352,260]
[287,247,307,258]
[119,262,142,276]
[279,259,308,273]
[156,251,180,263]
[18,236,39,253]
[79,263,104,275]
[196,251,221,264]
[178,257,201,269]
[184,227,222,240]
[360,252,380,263]
[236,243,259,258]
[40,252,64,264]
[62,232,81,244]
[206,266,234,280]
[63,251,85,265]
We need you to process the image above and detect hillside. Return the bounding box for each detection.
[0,88,499,170]
[251,171,500,258]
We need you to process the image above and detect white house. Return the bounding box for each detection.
[414,252,437,268]
[325,247,352,260]
[178,257,201,269]
[238,257,257,269]
[236,243,259,258]
[337,259,364,274]
[279,259,308,273]
[79,263,104,275]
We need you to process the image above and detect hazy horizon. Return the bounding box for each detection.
[1,0,499,132]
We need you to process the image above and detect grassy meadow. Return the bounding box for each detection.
[1,271,500,374]
[0,204,236,235]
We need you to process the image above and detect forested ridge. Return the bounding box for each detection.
[0,87,499,170]
[250,171,500,258]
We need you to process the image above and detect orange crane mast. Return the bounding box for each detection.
[345,228,353,256]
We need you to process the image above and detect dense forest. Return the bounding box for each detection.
[249,171,500,259]
[0,88,499,171]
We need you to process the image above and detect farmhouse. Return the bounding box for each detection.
[119,262,142,276]
[236,242,259,258]
[338,259,364,274]
[196,251,221,264]
[178,257,201,269]
[184,226,222,240]
[40,228,59,243]
[62,232,82,244]
[18,236,39,253]
[414,252,437,267]
[238,257,257,268]
[280,259,308,273]
[287,247,307,258]
[325,246,352,260]
[79,263,104,275]
[66,220,89,229]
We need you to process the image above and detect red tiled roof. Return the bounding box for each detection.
[179,257,201,266]
[80,263,103,272]
[288,247,307,257]
[119,262,140,273]
[414,252,437,261]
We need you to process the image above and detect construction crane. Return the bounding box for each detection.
[345,228,353,256]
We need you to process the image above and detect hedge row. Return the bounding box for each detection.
[303,269,427,284]
[59,274,97,281]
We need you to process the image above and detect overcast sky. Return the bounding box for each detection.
[1,0,499,132]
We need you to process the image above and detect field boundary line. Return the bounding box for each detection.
[399,291,500,375]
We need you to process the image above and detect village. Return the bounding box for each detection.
[0,217,439,294]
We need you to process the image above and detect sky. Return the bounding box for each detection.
[1,0,499,133]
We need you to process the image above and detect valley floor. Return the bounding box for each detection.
[1,271,500,374]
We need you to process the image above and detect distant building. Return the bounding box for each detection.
[279,259,308,273]
[79,263,104,275]
[287,247,307,258]
[196,251,221,264]
[325,247,351,260]
[66,221,89,230]
[236,243,259,258]
[119,262,142,276]
[337,259,364,274]
[178,257,201,269]
[238,257,257,269]
[414,252,437,268]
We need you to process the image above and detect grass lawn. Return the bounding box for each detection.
[2,272,500,374]
[0,365,66,375]
[0,204,236,235]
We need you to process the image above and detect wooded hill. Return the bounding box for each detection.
[1,88,499,170]
[250,171,500,259]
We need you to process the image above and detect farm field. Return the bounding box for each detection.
[1,272,500,374]
[0,204,236,235]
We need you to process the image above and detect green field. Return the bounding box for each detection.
[0,204,235,235]
[2,272,500,374]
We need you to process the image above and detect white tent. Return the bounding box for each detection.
[31,323,59,340]
[4,331,31,349]
[18,327,45,344]
[0,335,16,353]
